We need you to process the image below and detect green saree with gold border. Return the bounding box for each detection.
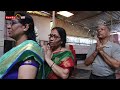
[0,40,44,79]
[44,50,74,79]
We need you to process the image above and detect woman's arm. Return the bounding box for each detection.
[18,60,38,79]
[43,45,74,79]
[45,58,73,79]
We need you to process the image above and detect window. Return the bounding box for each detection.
[67,36,96,46]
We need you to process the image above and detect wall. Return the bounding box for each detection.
[30,14,91,42]
[31,15,51,41]
[73,45,90,54]
[0,11,5,57]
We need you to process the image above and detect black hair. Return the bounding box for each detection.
[52,27,66,47]
[14,11,36,41]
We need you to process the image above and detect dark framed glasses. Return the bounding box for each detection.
[11,20,20,25]
[7,20,20,25]
[48,34,60,39]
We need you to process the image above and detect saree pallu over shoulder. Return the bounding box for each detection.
[52,50,74,65]
[45,50,74,79]
[0,40,44,79]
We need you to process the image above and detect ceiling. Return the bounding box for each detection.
[46,11,120,36]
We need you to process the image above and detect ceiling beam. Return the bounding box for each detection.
[105,11,118,20]
[77,11,103,22]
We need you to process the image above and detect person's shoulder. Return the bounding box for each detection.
[24,40,42,50]
[110,41,120,47]
[64,49,74,56]
[62,48,71,52]
[109,41,120,51]
[26,40,37,44]
[26,40,40,46]
[89,43,96,48]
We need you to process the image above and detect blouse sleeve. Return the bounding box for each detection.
[20,56,39,68]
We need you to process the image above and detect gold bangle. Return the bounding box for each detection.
[51,62,55,68]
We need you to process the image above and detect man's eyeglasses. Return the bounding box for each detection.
[48,34,60,39]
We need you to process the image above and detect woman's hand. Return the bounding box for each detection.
[45,46,52,61]
[42,44,52,61]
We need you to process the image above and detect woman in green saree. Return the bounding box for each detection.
[43,27,74,79]
[0,12,44,79]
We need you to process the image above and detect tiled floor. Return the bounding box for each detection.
[70,68,91,79]
[70,60,120,79]
[70,61,91,79]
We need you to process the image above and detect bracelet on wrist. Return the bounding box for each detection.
[51,62,55,68]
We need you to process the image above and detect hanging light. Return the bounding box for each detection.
[57,11,74,17]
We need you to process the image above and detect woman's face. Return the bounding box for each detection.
[7,19,25,40]
[48,29,61,48]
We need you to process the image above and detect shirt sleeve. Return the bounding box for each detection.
[86,44,96,58]
[112,44,120,61]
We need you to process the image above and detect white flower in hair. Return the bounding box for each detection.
[21,16,25,19]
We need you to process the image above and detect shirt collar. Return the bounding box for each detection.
[104,41,112,48]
